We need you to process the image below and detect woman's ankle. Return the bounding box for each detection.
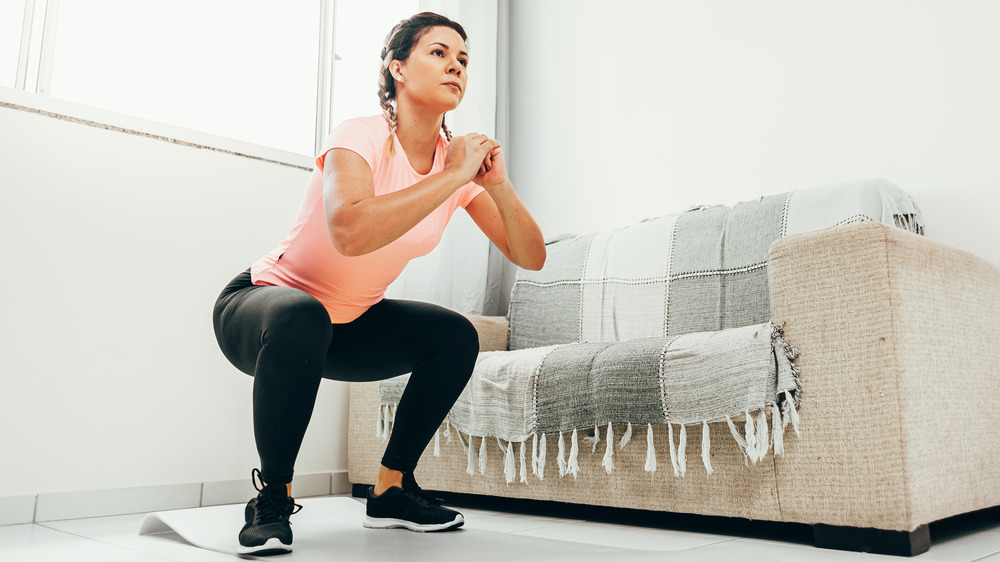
[374,465,404,496]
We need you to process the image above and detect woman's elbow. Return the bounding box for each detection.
[327,214,362,257]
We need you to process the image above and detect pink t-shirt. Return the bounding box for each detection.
[251,115,484,323]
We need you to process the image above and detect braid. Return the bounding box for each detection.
[441,113,453,141]
[378,49,398,156]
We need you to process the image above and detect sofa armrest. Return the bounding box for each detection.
[461,314,508,352]
[767,221,1000,531]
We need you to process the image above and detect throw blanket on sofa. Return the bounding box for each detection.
[378,322,800,482]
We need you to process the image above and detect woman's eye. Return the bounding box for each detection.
[432,49,444,57]
[459,59,468,67]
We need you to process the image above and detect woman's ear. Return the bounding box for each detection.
[389,60,404,84]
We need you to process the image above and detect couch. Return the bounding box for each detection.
[348,178,1000,556]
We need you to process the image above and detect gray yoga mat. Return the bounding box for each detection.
[138,496,775,561]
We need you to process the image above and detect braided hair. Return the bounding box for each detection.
[378,12,467,155]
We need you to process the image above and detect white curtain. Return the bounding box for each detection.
[384,0,502,315]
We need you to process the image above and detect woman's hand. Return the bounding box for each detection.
[474,144,508,190]
[445,133,498,184]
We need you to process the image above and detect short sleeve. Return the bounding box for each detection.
[457,182,486,209]
[316,117,385,172]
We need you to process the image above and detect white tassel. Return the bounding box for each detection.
[375,404,385,438]
[433,428,441,457]
[584,424,600,453]
[601,422,615,473]
[668,423,680,477]
[503,439,516,485]
[521,441,528,484]
[444,419,453,444]
[531,433,539,477]
[744,412,758,464]
[702,421,714,475]
[772,404,785,456]
[382,405,391,441]
[678,424,687,477]
[389,404,396,424]
[557,432,567,477]
[756,409,769,462]
[619,422,633,449]
[726,416,749,464]
[644,423,657,473]
[466,434,475,475]
[538,433,547,480]
[785,391,801,437]
[479,435,488,475]
[567,428,580,478]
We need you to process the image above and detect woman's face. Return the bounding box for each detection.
[394,26,469,113]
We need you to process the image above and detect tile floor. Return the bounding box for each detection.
[2,494,999,561]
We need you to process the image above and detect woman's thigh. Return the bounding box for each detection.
[214,272,333,377]
[322,298,478,382]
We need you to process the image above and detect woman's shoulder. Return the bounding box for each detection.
[332,115,390,139]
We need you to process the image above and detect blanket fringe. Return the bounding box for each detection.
[668,423,679,477]
[726,415,749,465]
[557,432,567,477]
[619,422,633,449]
[601,422,615,474]
[702,421,714,475]
[538,433,547,480]
[567,428,580,479]
[434,428,441,457]
[531,434,539,478]
[744,412,758,464]
[375,404,385,438]
[502,439,515,485]
[783,390,801,437]
[383,405,392,441]
[755,408,769,462]
[644,423,657,473]
[479,435,488,475]
[678,424,687,476]
[465,434,476,475]
[444,420,453,444]
[584,424,600,453]
[772,404,784,456]
[519,440,528,484]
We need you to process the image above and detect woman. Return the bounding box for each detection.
[212,11,545,555]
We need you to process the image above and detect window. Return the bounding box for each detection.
[2,0,422,157]
[47,0,320,155]
[0,0,27,89]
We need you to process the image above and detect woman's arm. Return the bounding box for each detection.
[464,145,546,271]
[323,134,496,256]
[465,182,546,271]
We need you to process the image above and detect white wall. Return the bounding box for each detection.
[0,95,348,499]
[507,0,1000,267]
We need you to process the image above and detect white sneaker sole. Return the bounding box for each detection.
[363,514,465,532]
[236,537,292,555]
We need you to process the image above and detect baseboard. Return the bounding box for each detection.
[0,470,351,525]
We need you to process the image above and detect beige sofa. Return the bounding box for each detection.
[348,221,1000,556]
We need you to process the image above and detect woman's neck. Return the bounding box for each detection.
[394,98,443,161]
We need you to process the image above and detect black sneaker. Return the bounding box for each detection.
[364,481,464,532]
[401,472,444,506]
[237,469,302,555]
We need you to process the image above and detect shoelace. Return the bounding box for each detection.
[401,472,443,506]
[251,468,303,523]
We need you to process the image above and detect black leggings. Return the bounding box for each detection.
[212,269,479,485]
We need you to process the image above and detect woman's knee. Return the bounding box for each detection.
[431,311,480,368]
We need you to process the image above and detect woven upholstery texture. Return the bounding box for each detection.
[769,221,1000,531]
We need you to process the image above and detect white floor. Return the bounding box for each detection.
[3,494,999,562]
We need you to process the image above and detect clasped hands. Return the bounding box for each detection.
[444,133,508,191]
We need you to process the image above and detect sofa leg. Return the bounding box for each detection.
[351,483,370,498]
[812,524,930,556]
